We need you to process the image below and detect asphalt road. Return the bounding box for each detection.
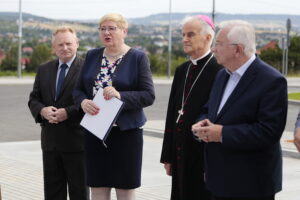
[0,84,299,142]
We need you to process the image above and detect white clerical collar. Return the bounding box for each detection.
[190,50,211,65]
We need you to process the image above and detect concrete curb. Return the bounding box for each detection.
[288,100,300,106]
[144,128,300,159]
[282,149,300,159]
[144,129,164,139]
[0,77,173,85]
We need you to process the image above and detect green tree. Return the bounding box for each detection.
[172,56,186,74]
[0,45,18,71]
[260,36,300,74]
[149,53,187,76]
[149,53,167,75]
[28,44,53,72]
[288,35,300,73]
[259,45,282,71]
[0,37,14,51]
[23,38,40,49]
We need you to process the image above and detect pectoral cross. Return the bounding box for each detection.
[176,108,184,123]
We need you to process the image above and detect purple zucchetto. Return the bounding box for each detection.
[195,15,215,31]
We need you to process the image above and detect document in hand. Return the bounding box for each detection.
[80,87,124,142]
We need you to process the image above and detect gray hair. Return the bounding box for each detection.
[182,16,215,46]
[218,20,256,57]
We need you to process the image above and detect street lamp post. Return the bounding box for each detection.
[17,0,22,78]
[167,0,172,79]
[285,18,291,76]
[282,37,286,75]
[212,0,215,23]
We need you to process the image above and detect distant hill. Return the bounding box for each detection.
[1,11,300,30]
[129,12,300,29]
[0,12,52,22]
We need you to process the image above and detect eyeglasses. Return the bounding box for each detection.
[98,26,118,33]
[213,41,238,48]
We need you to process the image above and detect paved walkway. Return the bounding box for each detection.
[0,136,171,200]
[1,77,300,199]
[1,121,300,199]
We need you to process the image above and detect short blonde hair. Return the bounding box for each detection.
[52,26,78,44]
[99,13,128,29]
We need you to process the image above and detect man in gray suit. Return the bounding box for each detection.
[28,26,87,200]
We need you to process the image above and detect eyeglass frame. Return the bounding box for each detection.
[212,41,239,48]
[97,26,119,33]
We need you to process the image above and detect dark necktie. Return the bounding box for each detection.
[56,63,68,99]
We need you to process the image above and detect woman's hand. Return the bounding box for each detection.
[81,99,100,115]
[103,86,121,100]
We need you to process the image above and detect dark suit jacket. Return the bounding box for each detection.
[201,57,287,198]
[28,56,85,152]
[73,47,155,131]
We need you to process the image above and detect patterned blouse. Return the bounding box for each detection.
[93,54,124,96]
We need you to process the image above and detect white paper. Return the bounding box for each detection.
[80,88,124,140]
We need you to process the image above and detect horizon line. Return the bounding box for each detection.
[1,11,300,21]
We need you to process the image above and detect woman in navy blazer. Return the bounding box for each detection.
[73,13,155,200]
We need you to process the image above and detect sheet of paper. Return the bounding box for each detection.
[80,88,124,140]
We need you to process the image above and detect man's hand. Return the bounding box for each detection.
[54,108,68,123]
[163,163,172,176]
[192,119,223,143]
[294,128,300,152]
[40,106,58,123]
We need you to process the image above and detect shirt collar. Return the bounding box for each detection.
[58,55,76,69]
[225,54,256,76]
[190,50,211,65]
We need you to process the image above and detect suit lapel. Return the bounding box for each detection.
[57,57,82,100]
[211,70,229,121]
[50,60,59,101]
[216,58,259,120]
[91,48,104,81]
[112,48,132,76]
[62,57,80,88]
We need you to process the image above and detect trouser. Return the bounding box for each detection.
[42,151,88,200]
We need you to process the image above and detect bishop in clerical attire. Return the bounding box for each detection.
[160,15,222,200]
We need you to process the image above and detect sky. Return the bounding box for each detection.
[0,0,299,20]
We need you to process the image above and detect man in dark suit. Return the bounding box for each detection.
[28,26,87,200]
[192,20,287,200]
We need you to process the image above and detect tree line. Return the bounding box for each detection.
[1,35,300,76]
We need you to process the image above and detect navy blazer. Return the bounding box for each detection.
[201,57,287,198]
[73,47,155,131]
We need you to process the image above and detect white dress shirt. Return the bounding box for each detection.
[217,54,256,114]
[55,55,76,89]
